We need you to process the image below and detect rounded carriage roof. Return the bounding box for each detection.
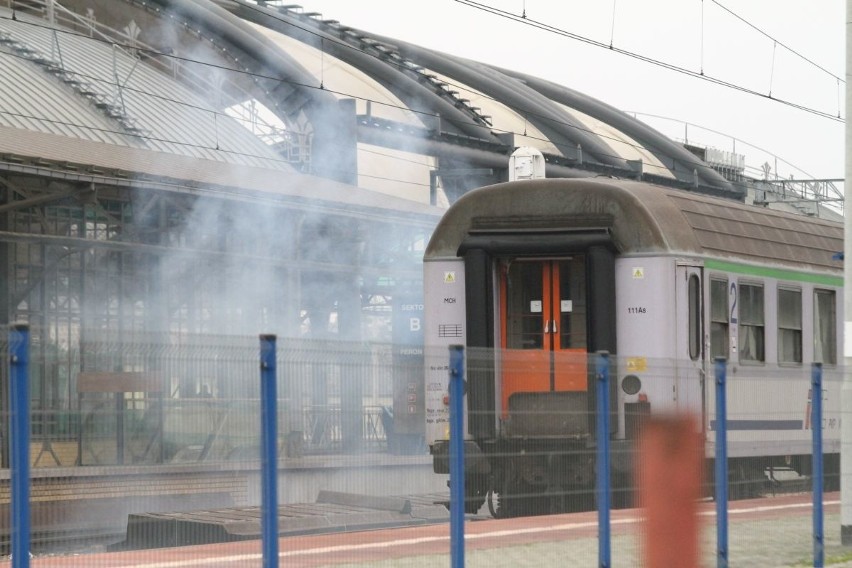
[425,178,842,275]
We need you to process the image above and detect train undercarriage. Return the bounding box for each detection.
[433,440,840,518]
[433,438,634,517]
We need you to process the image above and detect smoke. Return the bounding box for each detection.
[7,0,445,449]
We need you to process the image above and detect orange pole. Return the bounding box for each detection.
[638,414,703,568]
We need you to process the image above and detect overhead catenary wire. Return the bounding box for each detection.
[711,0,844,84]
[455,0,844,123]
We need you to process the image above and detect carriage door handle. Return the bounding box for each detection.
[544,320,550,333]
[552,320,558,333]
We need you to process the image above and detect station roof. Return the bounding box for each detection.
[0,0,739,211]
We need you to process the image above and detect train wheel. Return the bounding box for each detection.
[611,473,634,509]
[824,454,840,491]
[726,459,767,500]
[492,467,523,518]
[562,487,595,513]
[494,477,516,518]
[465,474,488,514]
[495,479,549,517]
[545,486,567,514]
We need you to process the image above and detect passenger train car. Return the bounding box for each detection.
[422,177,843,517]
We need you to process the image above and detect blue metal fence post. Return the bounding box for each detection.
[715,357,728,568]
[448,345,465,568]
[596,351,611,568]
[260,334,278,568]
[10,324,30,568]
[812,362,824,568]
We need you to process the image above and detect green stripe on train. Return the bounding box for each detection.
[704,259,842,287]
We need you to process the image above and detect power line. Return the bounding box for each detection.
[455,0,844,123]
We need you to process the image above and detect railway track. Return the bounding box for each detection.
[110,491,454,551]
[21,470,814,557]
[14,491,841,568]
[112,471,813,552]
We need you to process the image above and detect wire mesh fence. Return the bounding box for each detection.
[0,330,848,566]
[14,332,404,469]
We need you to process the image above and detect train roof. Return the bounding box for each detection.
[424,178,843,275]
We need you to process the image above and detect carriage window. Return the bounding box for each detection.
[688,274,701,360]
[710,279,728,360]
[814,289,837,365]
[777,288,802,364]
[739,283,764,363]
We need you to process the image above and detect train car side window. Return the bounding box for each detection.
[814,289,837,365]
[739,283,765,363]
[688,274,701,360]
[710,278,728,360]
[777,287,802,364]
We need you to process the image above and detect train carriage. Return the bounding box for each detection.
[422,176,843,517]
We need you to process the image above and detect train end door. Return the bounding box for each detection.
[499,257,589,438]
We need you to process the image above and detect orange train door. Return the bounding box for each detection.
[500,257,588,416]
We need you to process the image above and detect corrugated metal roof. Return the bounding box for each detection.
[0,9,292,171]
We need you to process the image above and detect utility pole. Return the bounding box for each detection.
[841,0,852,546]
